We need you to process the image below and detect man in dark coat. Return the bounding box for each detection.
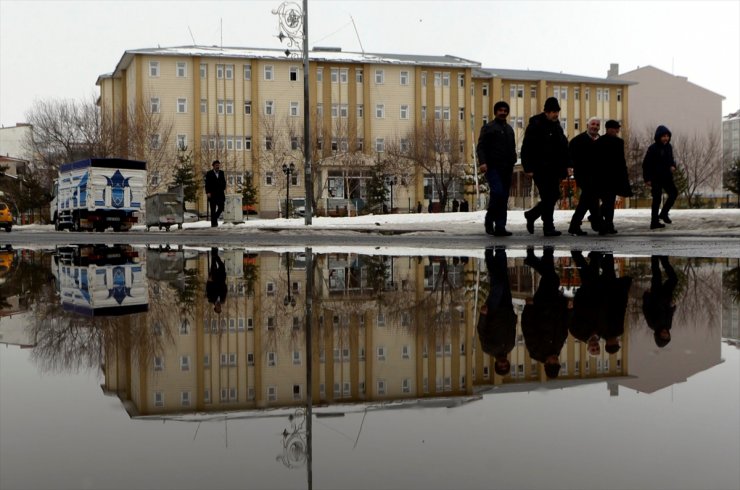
[522,246,569,378]
[643,125,678,229]
[476,101,517,236]
[205,159,227,227]
[643,255,677,347]
[568,117,602,235]
[596,120,632,235]
[477,248,517,376]
[206,247,227,313]
[521,97,570,237]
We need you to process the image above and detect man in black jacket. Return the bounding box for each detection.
[596,120,632,235]
[205,160,227,227]
[643,125,678,229]
[476,101,517,236]
[567,117,602,235]
[521,97,570,236]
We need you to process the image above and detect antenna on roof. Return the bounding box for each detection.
[350,15,364,55]
[188,26,197,45]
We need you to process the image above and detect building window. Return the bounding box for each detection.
[597,88,603,101]
[574,88,580,100]
[604,89,610,101]
[265,100,274,115]
[150,97,160,113]
[400,70,409,85]
[216,64,223,79]
[180,355,190,371]
[402,345,410,359]
[265,171,274,185]
[459,108,465,121]
[176,134,187,151]
[616,89,622,102]
[482,83,489,97]
[331,104,338,117]
[267,352,276,367]
[200,99,207,113]
[443,107,450,120]
[291,136,299,151]
[421,106,427,120]
[377,379,386,395]
[153,356,164,371]
[176,98,187,113]
[339,68,348,83]
[330,68,338,83]
[375,69,384,84]
[245,137,252,150]
[176,62,186,78]
[375,138,385,153]
[217,99,224,114]
[458,73,465,87]
[149,61,159,77]
[154,391,164,407]
[200,63,207,78]
[287,101,299,117]
[356,69,363,83]
[244,64,251,80]
[575,119,580,131]
[400,104,409,119]
[264,65,274,81]
[290,66,298,81]
[150,134,160,150]
[442,72,450,87]
[400,138,409,152]
[225,64,233,79]
[376,104,385,118]
[561,87,568,100]
[316,68,323,82]
[377,346,386,361]
[421,71,427,86]
[244,101,251,115]
[225,100,233,114]
[357,104,364,118]
[293,351,301,365]
[585,88,590,100]
[339,104,348,118]
[265,136,273,150]
[517,84,524,98]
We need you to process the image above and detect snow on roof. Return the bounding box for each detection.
[473,67,636,85]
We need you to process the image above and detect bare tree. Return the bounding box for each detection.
[672,131,723,207]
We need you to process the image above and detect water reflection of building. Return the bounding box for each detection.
[102,250,636,417]
[0,247,35,348]
[721,259,740,346]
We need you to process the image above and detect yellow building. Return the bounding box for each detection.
[97,46,634,217]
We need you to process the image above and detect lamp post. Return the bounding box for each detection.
[284,253,297,307]
[274,1,312,225]
[282,162,295,218]
[385,176,398,213]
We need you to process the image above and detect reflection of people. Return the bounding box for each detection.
[206,247,227,313]
[477,248,517,376]
[205,159,227,227]
[522,247,569,378]
[571,251,632,354]
[643,255,678,347]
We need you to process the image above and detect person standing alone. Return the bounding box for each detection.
[521,97,570,236]
[643,126,678,229]
[476,101,517,236]
[205,159,226,228]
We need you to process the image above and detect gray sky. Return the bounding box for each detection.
[1,0,738,128]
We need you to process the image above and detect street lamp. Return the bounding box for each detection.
[283,252,297,307]
[385,176,398,213]
[282,162,296,217]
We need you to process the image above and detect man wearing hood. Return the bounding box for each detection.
[643,125,678,229]
[521,97,570,236]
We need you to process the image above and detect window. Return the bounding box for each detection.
[561,87,568,100]
[530,85,537,98]
[377,379,386,395]
[458,73,465,87]
[356,69,363,83]
[153,356,164,371]
[517,84,524,98]
[226,137,234,150]
[244,64,251,80]
[200,99,207,113]
[180,355,190,371]
[597,88,603,101]
[200,63,207,78]
[575,119,580,131]
[290,66,298,81]
[400,70,409,85]
[421,71,427,86]
[216,64,224,79]
[604,89,610,101]
[245,136,252,150]
[293,351,301,365]
[375,69,384,84]
[225,64,233,79]
[267,352,276,367]
[443,107,450,120]
[176,62,186,77]
[377,346,386,361]
[400,104,409,119]
[616,89,622,102]
[293,384,302,400]
[150,97,160,113]
[357,104,364,117]
[149,61,159,77]
[574,88,580,100]
[340,68,348,83]
[154,391,164,407]
[265,100,274,115]
[176,98,187,113]
[247,318,253,330]
[290,101,299,117]
[150,134,160,150]
[265,136,273,150]
[264,65,274,80]
[176,134,187,151]
[402,379,410,393]
[339,104,348,118]
[375,138,385,153]
[421,106,427,119]
[400,138,409,152]
[244,101,251,115]
[434,72,441,86]
[317,68,323,82]
[291,136,299,151]
[376,104,385,118]
[265,171,274,185]
[442,72,450,87]
[217,99,224,114]
[330,68,338,83]
[585,88,590,100]
[402,345,410,359]
[331,104,338,117]
[247,353,254,366]
[434,106,441,120]
[482,83,489,97]
[459,108,465,121]
[225,100,233,114]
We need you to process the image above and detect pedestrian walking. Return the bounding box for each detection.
[416,201,423,214]
[476,100,517,236]
[643,125,678,229]
[460,200,469,212]
[568,117,602,235]
[521,97,570,237]
[452,198,459,212]
[205,160,226,228]
[596,120,632,235]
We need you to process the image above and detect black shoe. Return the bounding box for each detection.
[659,214,672,224]
[650,221,665,230]
[485,227,495,236]
[607,227,618,235]
[543,229,562,237]
[493,229,513,237]
[568,226,587,236]
[524,211,535,234]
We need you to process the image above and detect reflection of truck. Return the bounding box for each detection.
[54,245,148,316]
[50,158,146,231]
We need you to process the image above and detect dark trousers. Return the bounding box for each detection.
[600,193,616,230]
[209,198,225,227]
[485,167,513,232]
[527,175,560,231]
[570,186,601,229]
[651,179,678,221]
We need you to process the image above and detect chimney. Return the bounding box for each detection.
[607,63,619,78]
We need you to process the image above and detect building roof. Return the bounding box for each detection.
[473,67,636,85]
[100,45,481,82]
[615,65,724,98]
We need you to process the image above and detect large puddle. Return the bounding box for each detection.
[1,245,738,490]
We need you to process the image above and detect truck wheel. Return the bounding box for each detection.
[4,226,11,232]
[113,224,122,232]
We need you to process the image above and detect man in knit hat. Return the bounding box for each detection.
[521,97,570,236]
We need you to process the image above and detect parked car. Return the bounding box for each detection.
[0,203,13,232]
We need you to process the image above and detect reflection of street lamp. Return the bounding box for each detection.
[282,162,296,217]
[284,252,297,307]
[385,176,398,212]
